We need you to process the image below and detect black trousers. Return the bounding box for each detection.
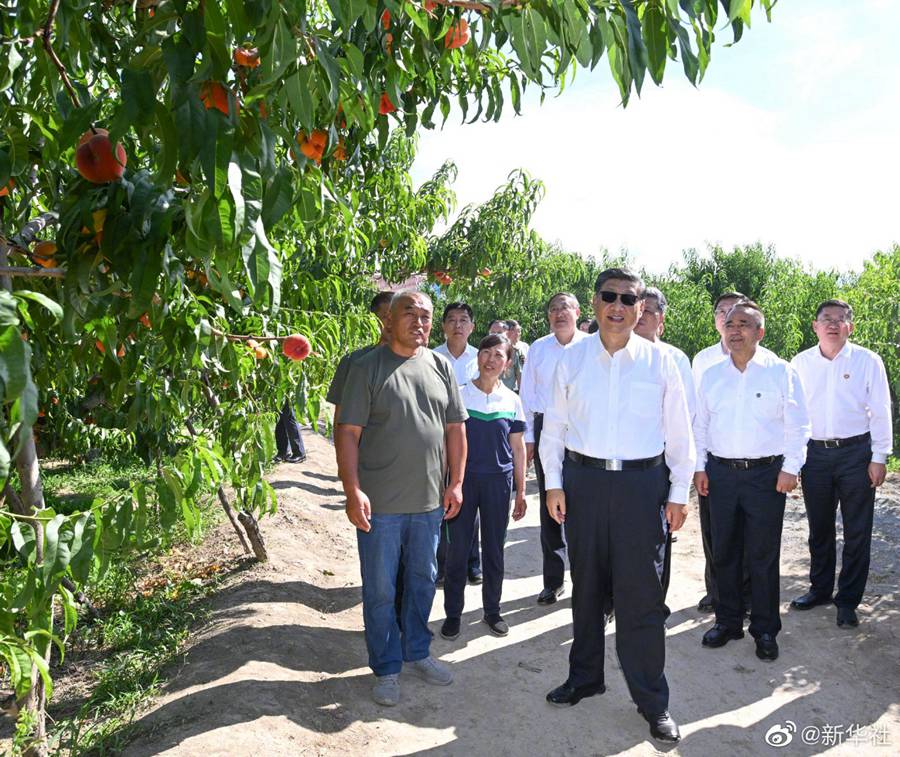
[275,400,306,458]
[707,457,785,638]
[699,494,752,606]
[444,471,513,619]
[564,458,669,715]
[437,514,480,577]
[534,414,566,591]
[801,441,874,609]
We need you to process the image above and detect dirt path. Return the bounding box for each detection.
[124,433,900,756]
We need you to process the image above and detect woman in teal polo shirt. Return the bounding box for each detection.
[441,333,527,639]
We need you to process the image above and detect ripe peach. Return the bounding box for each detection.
[379,92,397,115]
[283,334,312,361]
[200,81,232,116]
[233,46,261,68]
[76,129,126,184]
[0,178,13,197]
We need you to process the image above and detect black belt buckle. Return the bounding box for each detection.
[823,439,841,449]
[735,459,751,470]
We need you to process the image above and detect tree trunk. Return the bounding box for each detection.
[237,509,268,562]
[2,240,49,756]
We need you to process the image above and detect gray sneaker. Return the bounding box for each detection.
[406,656,453,686]
[372,674,400,706]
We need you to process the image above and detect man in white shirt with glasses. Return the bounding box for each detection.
[789,299,893,628]
[519,292,587,605]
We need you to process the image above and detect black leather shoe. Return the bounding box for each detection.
[697,595,715,613]
[836,606,859,628]
[440,617,460,640]
[467,570,483,585]
[545,680,605,707]
[701,624,744,648]
[790,591,833,610]
[637,708,681,743]
[755,633,779,661]
[537,586,564,605]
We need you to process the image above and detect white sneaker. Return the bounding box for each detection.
[372,674,400,706]
[406,656,453,686]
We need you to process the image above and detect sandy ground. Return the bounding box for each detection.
[110,432,900,755]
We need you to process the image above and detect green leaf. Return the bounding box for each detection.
[621,1,648,95]
[0,325,28,399]
[13,291,63,324]
[642,5,669,86]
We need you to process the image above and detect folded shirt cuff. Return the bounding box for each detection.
[667,485,689,505]
[782,461,800,476]
[544,473,563,491]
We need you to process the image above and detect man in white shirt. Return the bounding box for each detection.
[694,301,810,663]
[789,299,893,628]
[519,293,587,604]
[433,302,481,585]
[540,269,694,744]
[691,291,773,613]
[635,286,696,608]
[433,302,479,387]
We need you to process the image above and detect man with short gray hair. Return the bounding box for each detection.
[694,300,810,662]
[336,291,468,706]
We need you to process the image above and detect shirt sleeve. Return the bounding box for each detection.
[661,352,696,504]
[693,372,711,473]
[337,359,372,427]
[519,342,539,444]
[325,354,351,405]
[782,363,811,475]
[509,393,526,434]
[537,355,569,491]
[868,352,894,463]
[674,349,697,421]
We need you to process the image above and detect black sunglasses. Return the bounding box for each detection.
[598,291,641,306]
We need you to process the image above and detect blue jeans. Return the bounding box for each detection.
[357,506,443,675]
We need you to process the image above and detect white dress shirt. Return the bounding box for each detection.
[658,340,696,419]
[791,342,893,464]
[694,348,811,475]
[692,340,777,388]
[519,330,588,443]
[538,333,696,504]
[433,342,479,386]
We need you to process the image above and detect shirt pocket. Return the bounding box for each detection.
[752,389,781,420]
[630,380,663,418]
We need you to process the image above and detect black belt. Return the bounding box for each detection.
[709,453,783,470]
[810,432,870,449]
[566,450,664,471]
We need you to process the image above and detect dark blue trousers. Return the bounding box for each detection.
[801,440,874,609]
[275,400,306,459]
[707,457,785,638]
[563,458,670,715]
[444,471,513,619]
[436,514,480,578]
[534,414,566,591]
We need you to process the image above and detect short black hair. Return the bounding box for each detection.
[478,332,513,360]
[370,291,394,312]
[714,291,747,309]
[642,286,668,314]
[593,268,645,296]
[506,319,520,330]
[815,299,853,321]
[442,302,474,322]
[545,292,578,312]
[488,319,509,330]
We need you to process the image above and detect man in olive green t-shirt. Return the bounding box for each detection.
[335,291,468,707]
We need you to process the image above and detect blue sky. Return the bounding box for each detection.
[410,0,900,274]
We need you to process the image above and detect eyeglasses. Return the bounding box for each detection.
[548,303,576,314]
[598,291,640,306]
[817,317,850,326]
